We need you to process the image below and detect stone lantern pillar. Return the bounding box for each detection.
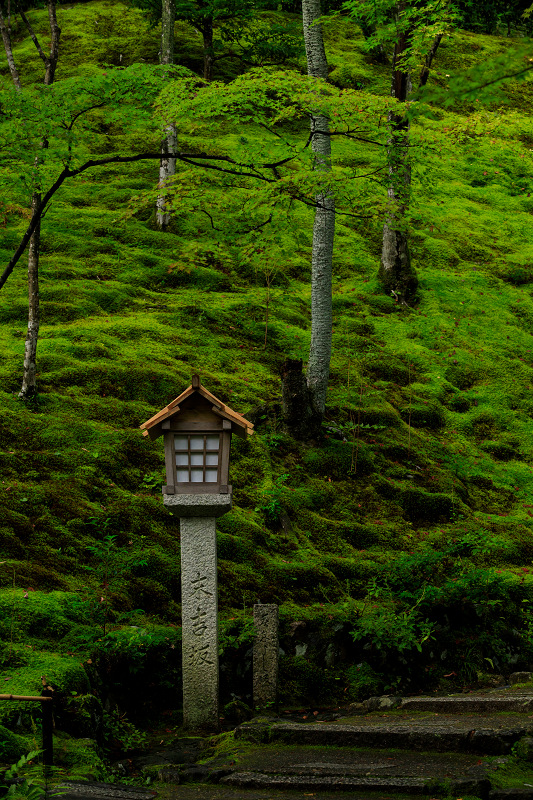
[140,376,253,731]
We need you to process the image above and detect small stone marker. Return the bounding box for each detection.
[253,604,279,712]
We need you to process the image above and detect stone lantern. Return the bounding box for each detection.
[140,375,253,731]
[141,374,252,497]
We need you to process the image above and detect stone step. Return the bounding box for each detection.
[490,790,533,800]
[217,744,495,795]
[236,715,533,754]
[345,693,533,716]
[130,786,444,800]
[220,770,488,795]
[399,697,533,714]
[57,782,156,800]
[58,774,533,800]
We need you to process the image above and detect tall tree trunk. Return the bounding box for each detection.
[306,118,334,416]
[281,0,334,438]
[379,13,442,305]
[303,0,334,418]
[4,0,61,399]
[45,1,60,84]
[0,6,21,89]
[19,197,41,399]
[202,20,214,81]
[418,33,442,88]
[156,0,177,230]
[378,4,418,305]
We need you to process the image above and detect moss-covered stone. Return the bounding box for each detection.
[53,734,104,775]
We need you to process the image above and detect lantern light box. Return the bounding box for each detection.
[140,375,254,495]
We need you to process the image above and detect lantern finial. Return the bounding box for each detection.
[192,374,200,389]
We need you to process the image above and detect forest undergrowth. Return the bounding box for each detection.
[1,0,533,774]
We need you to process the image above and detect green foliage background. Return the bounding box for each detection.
[1,0,533,769]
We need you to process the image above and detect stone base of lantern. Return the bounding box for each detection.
[163,493,232,517]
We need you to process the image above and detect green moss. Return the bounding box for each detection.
[0,725,32,762]
[303,440,374,478]
[399,488,455,523]
[444,363,483,390]
[1,0,533,724]
[481,438,521,461]
[400,402,445,429]
[345,662,384,701]
[365,354,412,385]
[447,393,471,412]
[53,734,105,776]
[278,655,340,705]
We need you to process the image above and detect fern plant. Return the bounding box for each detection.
[1,751,45,800]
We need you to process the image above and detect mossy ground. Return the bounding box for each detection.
[1,0,533,771]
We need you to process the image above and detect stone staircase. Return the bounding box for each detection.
[210,682,533,800]
[60,682,533,800]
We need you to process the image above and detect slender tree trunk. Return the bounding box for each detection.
[202,20,214,81]
[281,0,334,438]
[307,127,334,415]
[379,16,443,305]
[378,5,418,305]
[9,1,60,398]
[303,0,334,419]
[45,1,60,84]
[161,0,175,60]
[156,0,177,230]
[19,197,40,399]
[0,6,21,89]
[418,33,442,88]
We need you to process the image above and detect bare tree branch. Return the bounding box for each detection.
[1,145,384,289]
[239,212,273,234]
[65,103,107,132]
[0,149,276,289]
[418,33,442,89]
[459,64,533,94]
[199,208,219,229]
[18,9,48,65]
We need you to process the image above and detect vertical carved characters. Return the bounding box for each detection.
[181,522,219,730]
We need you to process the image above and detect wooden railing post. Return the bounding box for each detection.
[41,695,54,767]
[0,693,54,767]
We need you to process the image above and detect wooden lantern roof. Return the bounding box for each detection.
[139,375,254,441]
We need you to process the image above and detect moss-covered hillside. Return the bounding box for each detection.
[1,0,533,768]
